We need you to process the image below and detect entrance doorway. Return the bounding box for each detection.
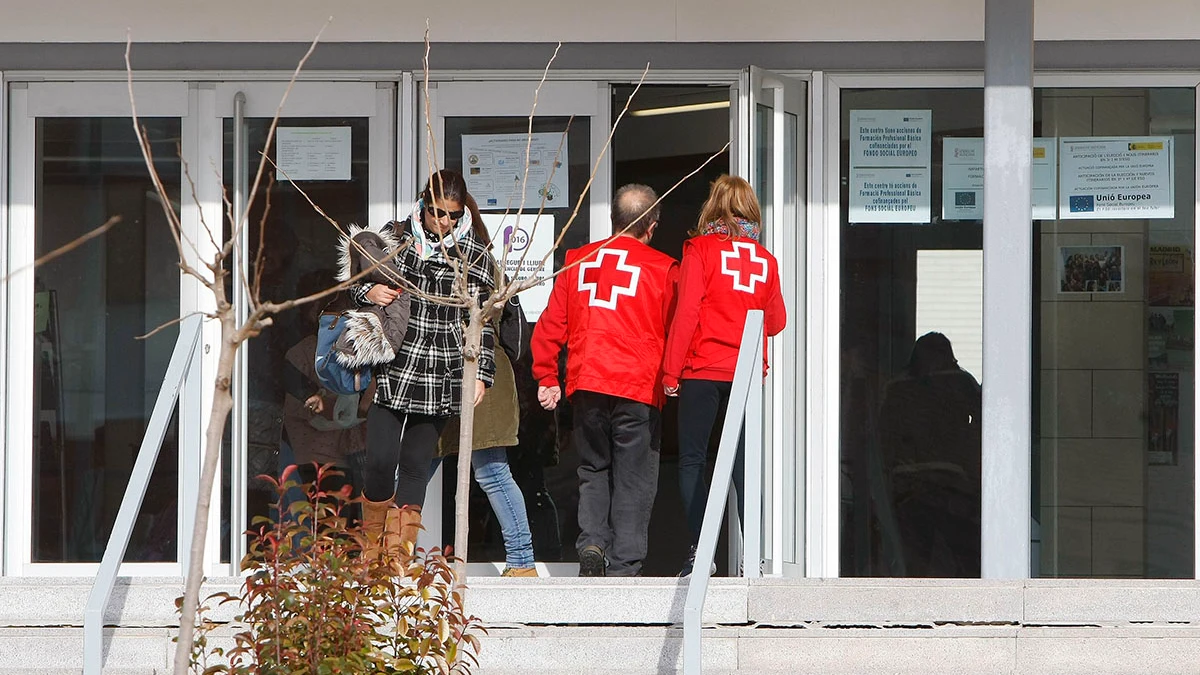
[613,83,732,576]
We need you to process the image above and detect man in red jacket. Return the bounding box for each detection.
[531,184,679,577]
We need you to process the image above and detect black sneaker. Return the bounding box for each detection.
[578,545,606,577]
[678,546,717,578]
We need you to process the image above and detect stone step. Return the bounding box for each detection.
[4,625,1200,675]
[0,628,170,673]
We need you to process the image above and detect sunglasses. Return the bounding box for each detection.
[425,204,465,220]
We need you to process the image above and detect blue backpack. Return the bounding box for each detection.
[314,311,373,395]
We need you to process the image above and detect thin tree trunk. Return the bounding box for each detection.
[173,313,238,675]
[454,307,484,582]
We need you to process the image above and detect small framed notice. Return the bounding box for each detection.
[275,127,352,181]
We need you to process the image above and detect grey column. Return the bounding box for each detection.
[982,0,1034,579]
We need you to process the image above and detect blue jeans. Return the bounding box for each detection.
[432,447,536,569]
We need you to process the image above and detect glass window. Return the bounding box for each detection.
[1033,87,1196,579]
[841,85,1197,580]
[33,117,182,562]
[840,89,984,577]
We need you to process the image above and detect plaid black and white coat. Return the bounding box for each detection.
[351,218,496,418]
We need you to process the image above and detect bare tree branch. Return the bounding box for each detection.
[0,216,121,283]
[502,117,570,285]
[135,311,213,341]
[180,153,221,255]
[263,153,464,308]
[226,19,331,260]
[498,42,564,273]
[249,174,276,307]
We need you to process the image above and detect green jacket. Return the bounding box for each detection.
[437,346,519,456]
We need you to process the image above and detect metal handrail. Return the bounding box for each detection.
[682,309,765,675]
[83,314,203,674]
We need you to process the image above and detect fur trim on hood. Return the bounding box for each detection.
[335,222,403,282]
[333,310,397,368]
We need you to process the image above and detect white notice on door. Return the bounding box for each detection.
[481,213,556,320]
[462,133,569,210]
[941,138,1058,220]
[1059,136,1175,219]
[849,109,932,223]
[276,127,352,181]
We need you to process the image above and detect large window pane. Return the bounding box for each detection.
[840,89,984,577]
[33,117,181,562]
[1033,87,1196,578]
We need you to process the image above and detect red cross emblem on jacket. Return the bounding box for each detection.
[721,241,769,293]
[578,248,642,309]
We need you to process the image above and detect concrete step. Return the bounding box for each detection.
[3,624,1200,675]
[0,628,170,673]
[5,577,1200,673]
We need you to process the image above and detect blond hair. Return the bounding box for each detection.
[692,175,762,237]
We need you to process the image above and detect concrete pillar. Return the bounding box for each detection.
[982,0,1034,579]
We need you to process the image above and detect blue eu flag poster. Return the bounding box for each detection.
[1069,195,1095,213]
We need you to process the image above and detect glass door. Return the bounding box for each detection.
[213,82,394,570]
[736,67,807,576]
[5,81,192,574]
[420,80,607,575]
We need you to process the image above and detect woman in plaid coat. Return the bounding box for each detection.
[352,169,497,558]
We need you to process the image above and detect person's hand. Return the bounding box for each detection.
[538,385,562,410]
[305,393,326,415]
[365,284,400,306]
[663,375,680,398]
[474,380,487,407]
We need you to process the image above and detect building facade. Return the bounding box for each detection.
[1,1,1200,672]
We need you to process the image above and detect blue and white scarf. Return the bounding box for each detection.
[409,198,475,260]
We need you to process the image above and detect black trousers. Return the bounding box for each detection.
[572,390,660,577]
[677,379,744,547]
[364,405,447,508]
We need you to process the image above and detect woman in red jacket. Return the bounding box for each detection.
[662,175,787,576]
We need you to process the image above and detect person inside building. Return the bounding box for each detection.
[878,331,981,577]
[661,175,787,576]
[531,183,679,577]
[276,269,369,547]
[350,169,497,560]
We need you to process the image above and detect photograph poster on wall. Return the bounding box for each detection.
[848,109,932,224]
[1058,245,1124,294]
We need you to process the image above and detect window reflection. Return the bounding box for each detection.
[1033,87,1196,579]
[840,89,984,577]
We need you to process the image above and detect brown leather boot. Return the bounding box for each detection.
[396,506,422,560]
[383,506,404,558]
[361,498,393,559]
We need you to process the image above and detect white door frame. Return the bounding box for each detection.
[734,67,809,577]
[4,80,193,576]
[203,80,395,573]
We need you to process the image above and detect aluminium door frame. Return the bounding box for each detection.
[3,80,194,577]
